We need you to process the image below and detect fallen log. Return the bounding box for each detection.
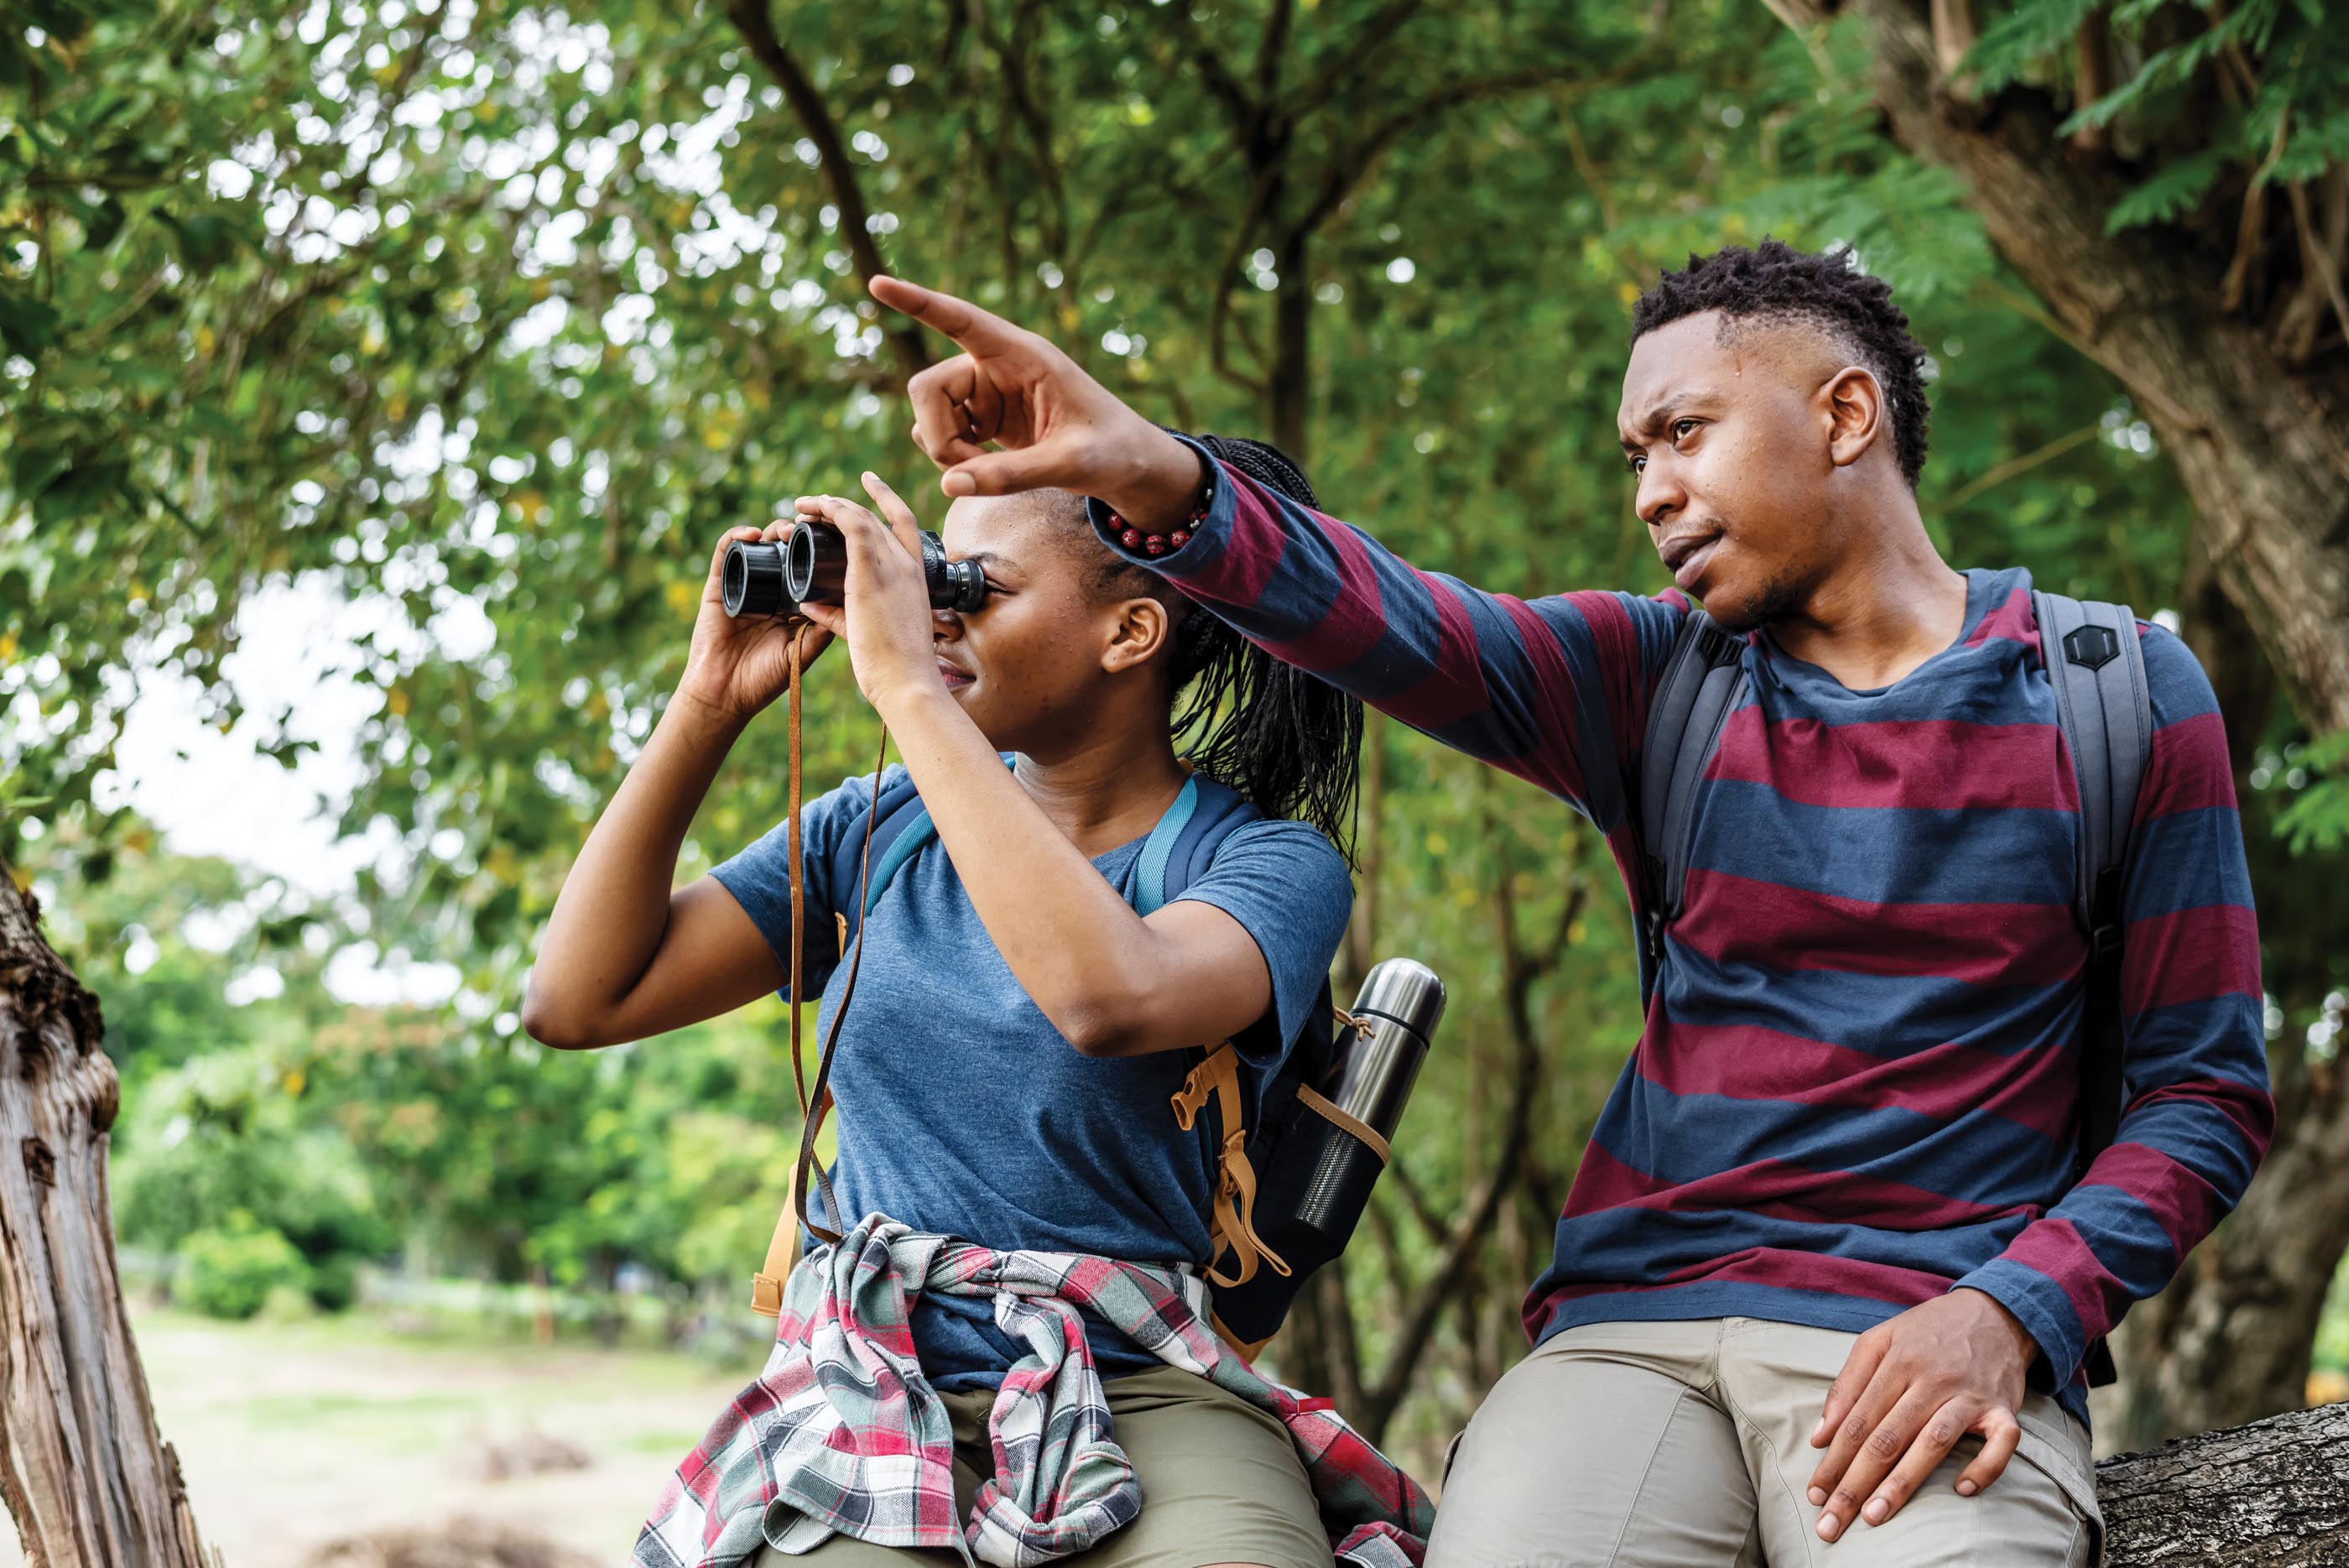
[2099,1402,2349,1566]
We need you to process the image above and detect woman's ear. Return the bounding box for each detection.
[1100,595,1171,675]
[1821,366,1886,469]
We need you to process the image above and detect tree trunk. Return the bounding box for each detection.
[0,866,216,1568]
[2088,561,2346,1454]
[2104,1084,2349,1453]
[1765,0,2349,1448]
[2098,1403,2349,1566]
[1268,226,1315,464]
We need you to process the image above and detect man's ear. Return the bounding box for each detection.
[1101,596,1171,675]
[1821,366,1887,469]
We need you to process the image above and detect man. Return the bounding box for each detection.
[867,241,2273,1566]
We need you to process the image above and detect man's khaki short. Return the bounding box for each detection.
[1425,1316,2103,1568]
[752,1364,1327,1568]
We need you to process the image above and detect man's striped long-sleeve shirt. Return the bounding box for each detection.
[1089,437,2274,1423]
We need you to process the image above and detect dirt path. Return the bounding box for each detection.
[0,1305,750,1568]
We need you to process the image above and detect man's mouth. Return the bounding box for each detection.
[937,658,974,691]
[1659,533,1722,591]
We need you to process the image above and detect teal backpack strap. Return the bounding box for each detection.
[871,761,1209,921]
[854,756,1016,919]
[863,807,935,915]
[1133,775,1203,916]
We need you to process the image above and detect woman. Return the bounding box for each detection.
[523,440,1417,1568]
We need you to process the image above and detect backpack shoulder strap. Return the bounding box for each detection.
[1135,775,1207,916]
[1136,773,1267,911]
[2033,592,2152,950]
[2032,589,2151,1390]
[822,769,922,958]
[1148,774,1307,1297]
[1636,610,1747,1002]
[829,757,1021,951]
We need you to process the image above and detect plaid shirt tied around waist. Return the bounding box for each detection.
[635,1215,1432,1568]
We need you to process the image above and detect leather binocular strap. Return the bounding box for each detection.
[753,627,888,1315]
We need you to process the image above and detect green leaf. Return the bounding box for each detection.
[1964,0,2105,96]
[2107,143,2232,232]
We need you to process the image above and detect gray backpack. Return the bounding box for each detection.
[1634,593,2150,1388]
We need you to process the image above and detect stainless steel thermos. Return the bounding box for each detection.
[1206,957,1448,1347]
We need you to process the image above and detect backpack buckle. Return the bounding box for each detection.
[2063,623,2121,671]
[1693,621,1742,665]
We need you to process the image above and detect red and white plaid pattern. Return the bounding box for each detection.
[636,1215,1432,1568]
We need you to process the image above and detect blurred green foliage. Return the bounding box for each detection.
[176,1213,312,1320]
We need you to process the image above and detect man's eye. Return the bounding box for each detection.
[1628,455,1646,475]
[1673,419,1699,440]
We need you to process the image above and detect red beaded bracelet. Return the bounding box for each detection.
[1106,488,1212,557]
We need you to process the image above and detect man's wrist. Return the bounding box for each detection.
[1956,1285,2042,1373]
[1106,429,1212,534]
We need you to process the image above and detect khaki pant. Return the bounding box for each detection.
[1426,1317,2102,1568]
[753,1364,1327,1568]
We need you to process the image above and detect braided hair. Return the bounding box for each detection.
[1085,434,1363,863]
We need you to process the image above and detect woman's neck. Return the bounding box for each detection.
[1012,718,1190,859]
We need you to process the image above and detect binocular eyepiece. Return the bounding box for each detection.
[720,519,988,621]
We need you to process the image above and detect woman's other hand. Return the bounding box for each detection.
[792,473,950,715]
[869,276,1207,534]
[675,521,833,724]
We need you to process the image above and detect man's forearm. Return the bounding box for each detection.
[1090,435,1678,818]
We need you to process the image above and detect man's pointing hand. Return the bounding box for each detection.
[869,276,1207,532]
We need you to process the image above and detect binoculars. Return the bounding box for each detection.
[721,520,989,621]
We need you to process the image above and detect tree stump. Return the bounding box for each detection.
[0,867,214,1567]
[2099,1403,2349,1565]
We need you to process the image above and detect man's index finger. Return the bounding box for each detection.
[869,275,1023,356]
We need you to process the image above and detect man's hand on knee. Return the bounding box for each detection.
[1803,1289,2040,1543]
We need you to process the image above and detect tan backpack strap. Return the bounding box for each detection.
[1294,1081,1389,1162]
[1170,1044,1291,1290]
[750,1149,811,1317]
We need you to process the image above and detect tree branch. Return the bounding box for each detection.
[1179,2,1257,136]
[1205,167,1281,399]
[977,0,1070,263]
[1354,856,1584,1444]
[1253,0,1297,112]
[726,0,930,384]
[1302,58,1606,237]
[1938,419,2103,512]
[1289,0,1426,122]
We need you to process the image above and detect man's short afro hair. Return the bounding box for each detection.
[1630,239,1931,488]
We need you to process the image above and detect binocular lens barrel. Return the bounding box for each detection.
[721,541,794,619]
[785,518,847,607]
[718,520,989,620]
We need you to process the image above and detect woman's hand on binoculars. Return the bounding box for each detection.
[870,276,1207,534]
[791,473,951,716]
[676,521,832,724]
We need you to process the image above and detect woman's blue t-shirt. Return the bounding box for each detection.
[711,765,1354,1391]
